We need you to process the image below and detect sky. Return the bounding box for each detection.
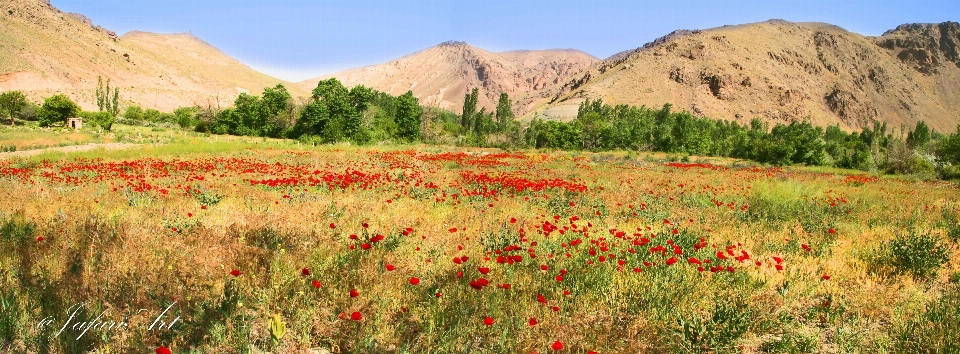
[50,0,960,82]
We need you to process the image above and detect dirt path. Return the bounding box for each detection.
[0,143,137,159]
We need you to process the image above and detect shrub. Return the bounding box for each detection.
[37,94,80,127]
[869,229,949,280]
[893,288,960,353]
[670,299,751,352]
[78,111,115,130]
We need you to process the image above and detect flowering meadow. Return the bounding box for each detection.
[0,142,958,353]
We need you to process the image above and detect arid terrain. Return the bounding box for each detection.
[0,0,305,112]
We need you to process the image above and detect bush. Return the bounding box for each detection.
[37,94,80,127]
[79,111,115,131]
[893,288,960,353]
[671,299,751,352]
[869,229,950,280]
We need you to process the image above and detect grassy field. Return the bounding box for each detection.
[0,127,958,353]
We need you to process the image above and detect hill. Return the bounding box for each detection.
[298,41,598,115]
[0,0,305,111]
[537,20,960,132]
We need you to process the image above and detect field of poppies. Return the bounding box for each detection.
[1,139,958,353]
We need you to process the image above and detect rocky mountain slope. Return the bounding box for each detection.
[538,20,960,132]
[0,0,304,111]
[298,41,598,115]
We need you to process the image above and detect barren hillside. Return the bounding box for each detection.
[298,41,598,115]
[0,0,305,111]
[538,20,960,132]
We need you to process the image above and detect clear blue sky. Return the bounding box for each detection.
[51,0,960,82]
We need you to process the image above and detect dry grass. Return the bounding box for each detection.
[0,135,958,353]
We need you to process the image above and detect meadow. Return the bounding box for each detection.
[0,128,958,353]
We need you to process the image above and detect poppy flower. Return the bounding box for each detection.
[829,228,835,234]
[301,268,311,276]
[449,227,458,233]
[483,316,494,326]
[551,341,564,350]
[822,274,831,280]
[537,293,547,304]
[350,289,359,297]
[229,269,242,277]
[409,277,420,285]
[529,317,538,326]
[37,236,44,241]
[665,257,678,266]
[156,346,171,354]
[330,223,336,229]
[350,311,362,321]
[555,275,564,282]
[478,267,490,274]
[311,280,322,288]
[385,264,396,271]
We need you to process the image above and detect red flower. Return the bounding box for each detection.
[665,257,678,266]
[555,275,564,282]
[551,341,564,350]
[311,280,322,288]
[36,236,44,241]
[540,264,549,271]
[350,289,359,297]
[301,268,311,276]
[409,277,420,285]
[537,293,547,304]
[822,274,831,280]
[229,269,242,277]
[156,346,171,354]
[350,311,362,321]
[330,223,336,229]
[529,318,538,326]
[478,267,490,275]
[385,264,396,271]
[483,316,494,326]
[449,227,458,233]
[829,228,835,234]
[362,222,369,228]
[510,218,517,223]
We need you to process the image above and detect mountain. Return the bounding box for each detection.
[298,41,598,115]
[537,20,960,132]
[0,0,305,111]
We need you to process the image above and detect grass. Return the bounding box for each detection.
[0,127,958,353]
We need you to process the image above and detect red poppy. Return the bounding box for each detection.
[665,257,678,266]
[156,346,171,354]
[409,277,420,285]
[37,236,44,241]
[311,280,322,288]
[229,269,242,277]
[350,311,362,321]
[330,223,336,229]
[362,222,369,228]
[551,341,564,350]
[301,268,311,276]
[350,289,359,297]
[449,227,458,233]
[537,293,547,304]
[822,274,831,280]
[483,316,494,326]
[385,264,396,271]
[478,267,490,274]
[529,317,538,326]
[829,228,835,234]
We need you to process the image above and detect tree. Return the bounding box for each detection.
[294,78,373,143]
[495,92,513,130]
[461,88,479,131]
[906,121,931,149]
[262,84,291,116]
[123,105,144,121]
[95,76,120,115]
[395,90,421,141]
[38,94,80,127]
[0,90,28,125]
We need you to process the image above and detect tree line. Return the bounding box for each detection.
[6,80,960,179]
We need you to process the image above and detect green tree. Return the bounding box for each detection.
[461,87,479,131]
[38,94,80,127]
[495,92,513,130]
[294,78,373,143]
[906,121,931,149]
[95,76,120,115]
[0,90,28,125]
[262,84,292,116]
[395,90,422,141]
[123,105,144,121]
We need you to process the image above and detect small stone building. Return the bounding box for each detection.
[66,117,82,130]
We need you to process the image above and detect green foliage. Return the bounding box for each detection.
[123,105,144,121]
[37,94,80,127]
[394,90,421,141]
[893,288,960,353]
[78,111,115,130]
[461,87,479,131]
[906,121,931,149]
[291,79,371,143]
[671,298,751,353]
[0,90,28,124]
[94,76,120,116]
[869,229,950,280]
[935,126,960,165]
[174,106,200,129]
[495,92,513,129]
